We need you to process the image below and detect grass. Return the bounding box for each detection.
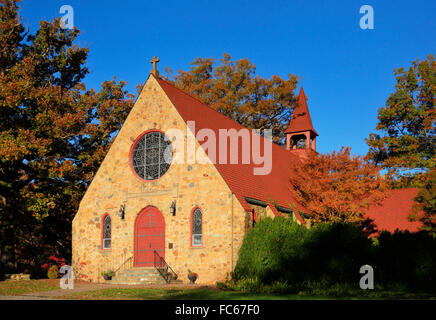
[60,286,435,300]
[0,279,60,296]
[296,287,436,300]
[61,287,332,300]
[0,280,433,300]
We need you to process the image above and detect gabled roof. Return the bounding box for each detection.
[284,87,318,136]
[153,75,306,223]
[364,188,422,235]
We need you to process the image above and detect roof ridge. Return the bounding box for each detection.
[155,75,301,160]
[155,76,247,129]
[152,73,305,223]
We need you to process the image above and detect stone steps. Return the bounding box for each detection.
[108,267,178,285]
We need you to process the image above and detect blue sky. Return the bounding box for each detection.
[20,0,435,155]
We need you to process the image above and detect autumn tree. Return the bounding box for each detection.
[0,0,134,274]
[289,147,388,225]
[366,55,435,186]
[162,53,299,143]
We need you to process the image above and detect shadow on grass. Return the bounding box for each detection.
[64,287,346,300]
[63,285,436,300]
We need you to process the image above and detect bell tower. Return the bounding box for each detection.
[285,87,318,157]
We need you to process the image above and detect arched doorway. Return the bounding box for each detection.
[134,206,165,267]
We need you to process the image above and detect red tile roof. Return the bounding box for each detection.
[364,188,422,235]
[154,75,307,222]
[284,87,318,136]
[153,75,423,232]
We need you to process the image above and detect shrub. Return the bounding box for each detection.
[216,281,230,291]
[301,222,372,284]
[234,217,372,286]
[263,281,293,294]
[47,265,59,279]
[374,230,436,289]
[100,270,115,278]
[233,277,264,293]
[234,216,309,284]
[41,255,67,279]
[232,216,436,293]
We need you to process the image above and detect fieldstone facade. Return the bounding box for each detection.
[72,75,249,284]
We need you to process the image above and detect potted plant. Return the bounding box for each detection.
[101,270,115,280]
[166,271,178,281]
[187,269,198,284]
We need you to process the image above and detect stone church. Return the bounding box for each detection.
[72,58,421,284]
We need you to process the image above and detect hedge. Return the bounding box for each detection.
[232,216,436,291]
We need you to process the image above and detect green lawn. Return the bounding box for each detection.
[60,287,331,300]
[0,280,434,300]
[0,279,60,296]
[60,287,435,300]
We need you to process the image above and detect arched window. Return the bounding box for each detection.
[191,208,202,246]
[102,214,111,249]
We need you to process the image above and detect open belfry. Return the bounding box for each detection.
[285,87,318,159]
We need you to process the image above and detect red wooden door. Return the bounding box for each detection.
[134,206,165,267]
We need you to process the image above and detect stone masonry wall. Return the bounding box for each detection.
[72,75,247,284]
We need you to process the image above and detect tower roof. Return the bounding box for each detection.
[284,87,318,136]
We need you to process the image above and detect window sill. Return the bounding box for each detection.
[189,246,204,249]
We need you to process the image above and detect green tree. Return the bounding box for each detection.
[0,0,134,274]
[366,55,435,186]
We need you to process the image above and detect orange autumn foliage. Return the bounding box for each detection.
[290,147,388,224]
[162,53,299,143]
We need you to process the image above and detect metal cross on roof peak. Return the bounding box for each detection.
[150,56,160,77]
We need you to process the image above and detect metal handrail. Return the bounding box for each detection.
[114,256,133,275]
[100,252,133,281]
[153,250,178,283]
